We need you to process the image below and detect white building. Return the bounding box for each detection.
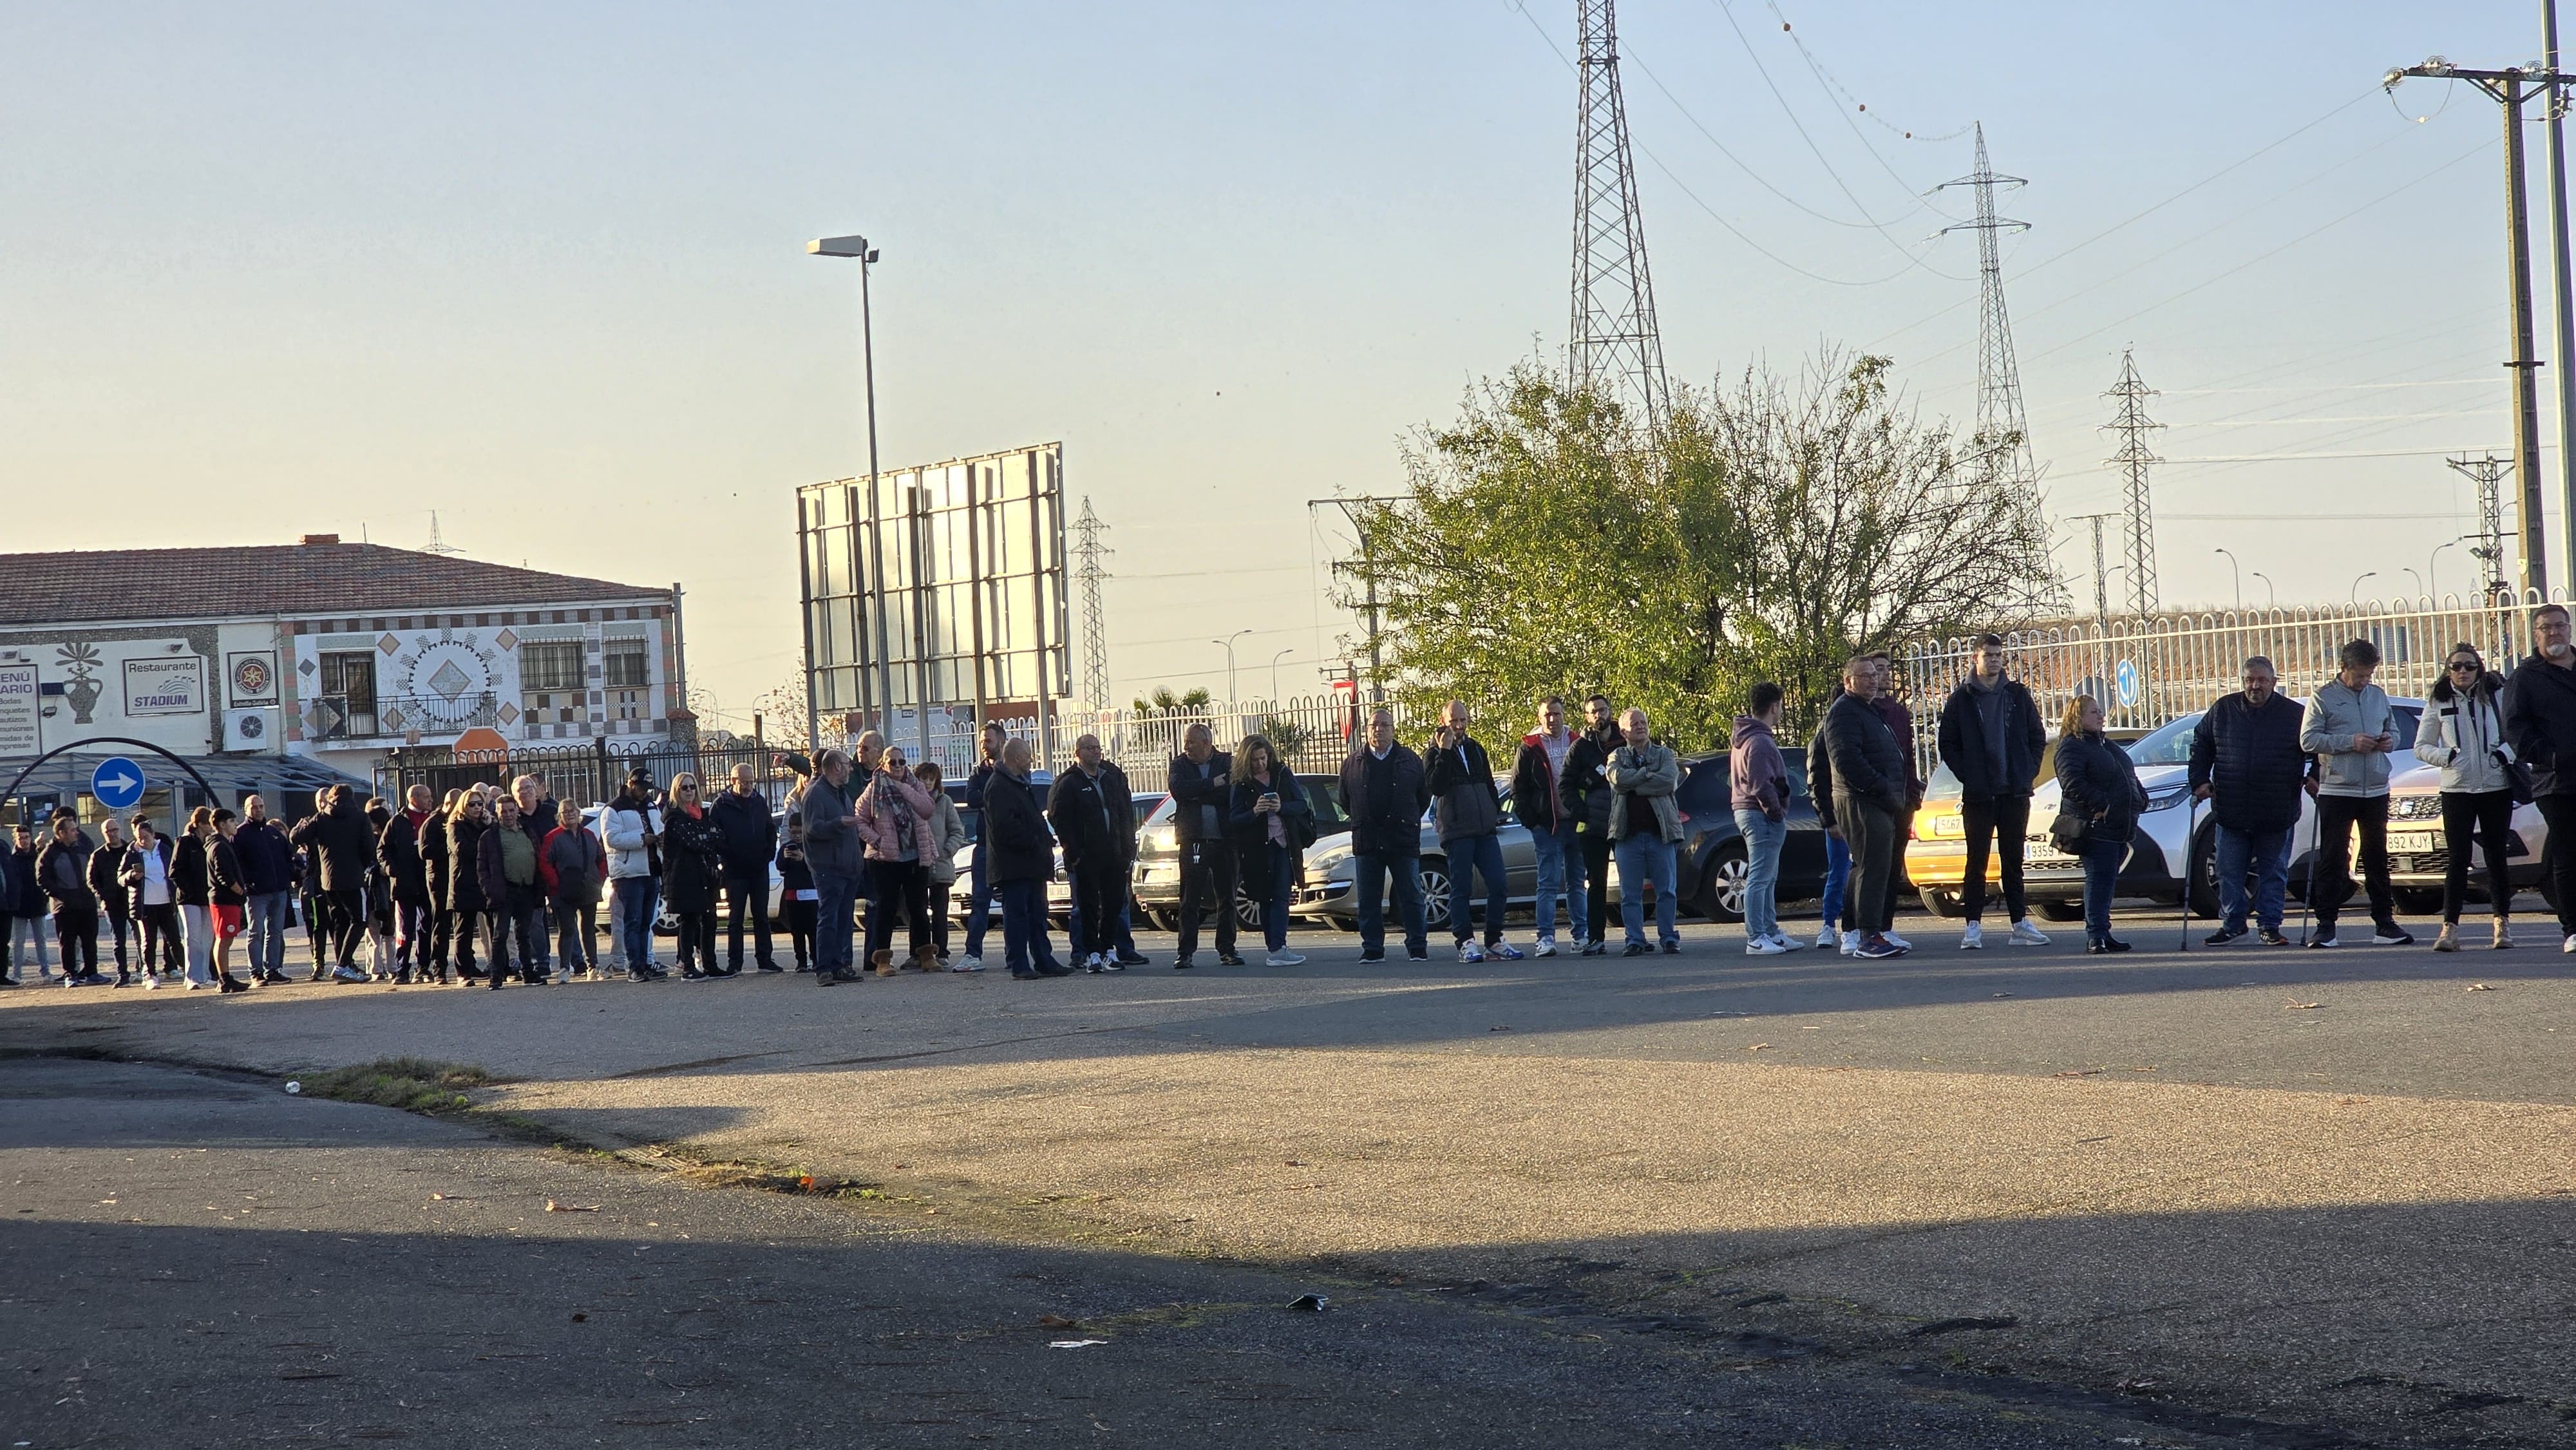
[0,534,686,824]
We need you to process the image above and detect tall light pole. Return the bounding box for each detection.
[2547,0,2576,587]
[2251,572,2278,608]
[2430,537,2467,599]
[2212,547,2241,608]
[2350,570,2379,605]
[1213,630,1251,704]
[2403,567,2427,598]
[808,232,910,757]
[1269,647,1295,704]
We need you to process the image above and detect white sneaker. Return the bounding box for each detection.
[1745,937,1787,956]
[1533,936,1558,958]
[1488,940,1525,961]
[1458,941,1485,963]
[2561,933,2575,955]
[1882,930,1912,950]
[1772,932,1806,952]
[2010,919,2051,946]
[1816,925,1839,949]
[1960,921,1985,950]
[1265,950,1305,966]
[951,955,985,972]
[1839,930,1861,957]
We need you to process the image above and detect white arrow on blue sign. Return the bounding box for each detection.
[90,757,147,811]
[2114,659,2141,710]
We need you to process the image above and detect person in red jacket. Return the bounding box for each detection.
[538,799,606,977]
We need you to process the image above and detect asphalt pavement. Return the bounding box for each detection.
[5,902,2573,1447]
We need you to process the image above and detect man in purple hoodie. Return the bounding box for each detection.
[1730,682,1803,956]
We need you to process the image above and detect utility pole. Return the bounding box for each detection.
[1070,496,1112,708]
[2102,348,2163,619]
[2387,59,2572,596]
[1308,496,1407,702]
[1569,0,1669,429]
[1939,124,2065,615]
[2548,0,2576,588]
[2450,451,2516,601]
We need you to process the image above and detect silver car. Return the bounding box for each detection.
[2382,761,2553,914]
[1292,784,1543,932]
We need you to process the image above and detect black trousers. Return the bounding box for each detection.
[487,901,544,980]
[1581,831,1613,943]
[136,903,181,972]
[924,881,952,956]
[1878,807,1915,932]
[393,899,428,968]
[2439,789,2515,923]
[2313,793,2396,932]
[54,899,97,975]
[1959,795,2031,921]
[325,888,366,966]
[673,910,716,971]
[100,903,131,968]
[2537,796,2576,936]
[1069,855,1122,956]
[784,898,816,968]
[1176,839,1239,959]
[864,861,929,961]
[301,889,328,967]
[449,909,482,977]
[723,873,772,966]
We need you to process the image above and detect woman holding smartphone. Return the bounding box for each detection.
[1227,733,1315,967]
[2414,643,2518,950]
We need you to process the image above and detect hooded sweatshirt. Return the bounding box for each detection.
[1728,715,1790,822]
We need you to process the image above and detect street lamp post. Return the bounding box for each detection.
[2430,537,2465,600]
[2403,567,2426,599]
[2349,570,2378,605]
[808,232,908,757]
[1269,647,1294,705]
[2213,547,2241,608]
[2251,572,2278,608]
[1213,630,1251,706]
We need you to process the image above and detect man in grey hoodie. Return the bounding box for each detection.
[2298,637,2413,948]
[1729,682,1803,956]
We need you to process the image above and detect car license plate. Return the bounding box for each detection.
[2387,831,2443,854]
[2025,834,2072,865]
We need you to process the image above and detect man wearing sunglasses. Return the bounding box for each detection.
[2190,656,2306,946]
[2503,603,2576,952]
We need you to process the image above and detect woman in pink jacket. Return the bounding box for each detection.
[855,746,939,974]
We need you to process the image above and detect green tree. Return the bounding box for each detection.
[1353,352,2052,749]
[1130,686,1213,716]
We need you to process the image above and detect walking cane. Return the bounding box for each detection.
[2177,793,2199,952]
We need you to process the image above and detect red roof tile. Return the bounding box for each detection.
[0,543,667,628]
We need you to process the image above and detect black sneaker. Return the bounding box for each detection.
[1358,951,1385,964]
[2259,927,2292,946]
[756,959,783,973]
[2372,926,2416,946]
[1580,939,1608,958]
[1405,951,1429,963]
[1621,942,1653,957]
[2307,933,2338,949]
[1116,948,1150,966]
[1173,955,1198,970]
[1216,952,1246,967]
[2087,937,2133,954]
[2204,926,2249,946]
[1660,939,1681,955]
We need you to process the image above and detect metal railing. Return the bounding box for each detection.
[372,736,798,814]
[1899,590,2559,774]
[873,695,1438,777]
[312,692,501,742]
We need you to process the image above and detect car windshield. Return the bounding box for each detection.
[2125,714,2202,766]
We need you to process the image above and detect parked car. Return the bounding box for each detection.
[1292,784,1537,932]
[2381,762,2553,914]
[1593,749,1833,924]
[1909,701,2423,921]
[1133,775,1345,932]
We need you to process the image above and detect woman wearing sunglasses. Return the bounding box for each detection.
[2414,645,2519,950]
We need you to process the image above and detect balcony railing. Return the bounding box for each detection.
[309,692,500,742]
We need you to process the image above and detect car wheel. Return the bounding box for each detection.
[2188,825,2221,920]
[1696,845,1748,924]
[1918,887,1965,919]
[1234,890,1263,932]
[1417,861,1452,932]
[2034,899,2085,923]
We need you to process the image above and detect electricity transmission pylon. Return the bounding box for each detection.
[1940,124,2062,613]
[2449,452,2515,601]
[1070,496,1112,707]
[1569,0,1669,430]
[2102,349,2162,619]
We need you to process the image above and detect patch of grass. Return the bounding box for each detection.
[300,1057,495,1113]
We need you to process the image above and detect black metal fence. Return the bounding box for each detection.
[372,737,805,814]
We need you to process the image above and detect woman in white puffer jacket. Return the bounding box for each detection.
[2414,643,2517,951]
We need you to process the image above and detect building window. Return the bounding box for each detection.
[603,641,649,689]
[316,651,377,739]
[520,641,583,691]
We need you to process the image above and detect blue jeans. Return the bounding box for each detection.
[2215,824,2291,933]
[965,845,992,957]
[1529,819,1584,943]
[1354,854,1426,958]
[2081,836,2128,945]
[613,877,660,971]
[811,869,857,975]
[245,891,292,977]
[1820,831,1851,932]
[1734,810,1786,941]
[1256,841,1297,952]
[999,878,1059,974]
[1615,833,1678,946]
[1445,832,1508,944]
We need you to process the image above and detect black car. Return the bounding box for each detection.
[1650,748,1832,923]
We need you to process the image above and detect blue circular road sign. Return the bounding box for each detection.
[90,757,147,811]
[2114,659,2141,710]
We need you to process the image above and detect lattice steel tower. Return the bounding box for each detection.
[1940,124,2061,610]
[1070,496,1112,706]
[2101,349,2163,618]
[1569,0,1669,429]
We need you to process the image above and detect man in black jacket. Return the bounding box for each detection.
[1426,700,1520,962]
[1339,708,1430,963]
[2189,655,2307,946]
[1935,634,2050,949]
[376,785,437,981]
[290,786,374,983]
[961,722,1007,970]
[1817,658,1909,960]
[712,764,781,972]
[987,739,1070,979]
[1047,735,1135,972]
[87,817,133,977]
[2504,603,2576,948]
[234,796,296,983]
[1555,695,1622,957]
[1166,723,1240,968]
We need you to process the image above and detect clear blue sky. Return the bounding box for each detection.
[0,1,2544,724]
